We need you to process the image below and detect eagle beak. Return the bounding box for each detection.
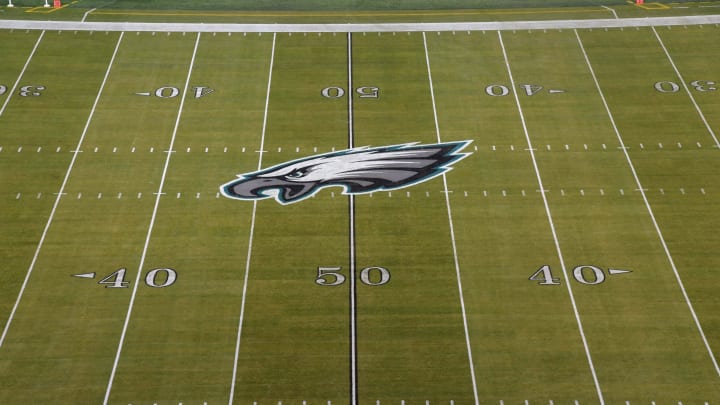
[221,177,318,203]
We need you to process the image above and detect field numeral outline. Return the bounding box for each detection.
[654,80,717,93]
[321,86,380,99]
[98,267,177,288]
[316,266,390,286]
[486,84,544,97]
[530,264,623,286]
[3,84,47,97]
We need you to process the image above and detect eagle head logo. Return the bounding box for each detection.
[220,141,471,205]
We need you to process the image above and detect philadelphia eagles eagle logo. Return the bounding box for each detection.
[220,141,471,205]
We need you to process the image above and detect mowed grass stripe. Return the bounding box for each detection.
[0,30,43,118]
[230,32,350,404]
[498,30,603,402]
[103,31,202,405]
[649,27,720,365]
[0,29,48,335]
[573,27,720,400]
[98,32,275,405]
[422,31,479,405]
[352,32,475,403]
[427,30,610,402]
[0,31,153,405]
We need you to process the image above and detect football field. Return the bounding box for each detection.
[1,15,720,405]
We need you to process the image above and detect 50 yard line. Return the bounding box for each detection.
[497,30,605,404]
[0,32,124,349]
[102,32,201,405]
[347,31,359,405]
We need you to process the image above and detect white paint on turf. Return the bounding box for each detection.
[0,15,719,33]
[575,28,720,377]
[422,31,480,405]
[651,26,719,148]
[103,32,201,405]
[0,30,44,117]
[0,32,124,349]
[498,30,605,404]
[229,32,276,405]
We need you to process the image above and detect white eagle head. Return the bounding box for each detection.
[220,141,471,205]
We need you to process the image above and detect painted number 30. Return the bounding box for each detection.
[316,266,391,286]
[654,80,717,93]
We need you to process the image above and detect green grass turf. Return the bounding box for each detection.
[1,20,720,405]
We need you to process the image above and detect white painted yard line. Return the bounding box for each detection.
[0,30,44,117]
[228,31,276,405]
[497,30,605,404]
[102,32,201,405]
[0,32,123,349]
[0,15,719,33]
[651,26,719,148]
[575,28,720,377]
[422,31,479,405]
[81,7,96,23]
[347,31,358,405]
[600,5,618,20]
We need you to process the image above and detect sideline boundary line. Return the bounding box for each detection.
[498,30,605,404]
[575,28,720,377]
[422,31,479,405]
[0,31,123,348]
[102,32,201,405]
[228,32,276,405]
[0,15,718,32]
[0,30,44,117]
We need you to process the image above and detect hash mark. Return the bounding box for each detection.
[17,146,22,152]
[131,147,136,153]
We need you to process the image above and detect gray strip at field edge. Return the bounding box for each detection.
[0,15,718,32]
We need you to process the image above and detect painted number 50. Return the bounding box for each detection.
[316,266,390,286]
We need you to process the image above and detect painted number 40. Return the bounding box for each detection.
[530,265,631,286]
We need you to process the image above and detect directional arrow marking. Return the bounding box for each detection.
[608,268,632,275]
[72,272,96,279]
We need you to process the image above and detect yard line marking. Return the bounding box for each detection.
[0,32,123,349]
[229,32,276,405]
[347,31,359,405]
[601,5,619,19]
[575,28,720,377]
[652,26,719,148]
[498,30,605,403]
[103,32,201,405]
[423,31,480,405]
[81,7,96,23]
[0,30,44,118]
